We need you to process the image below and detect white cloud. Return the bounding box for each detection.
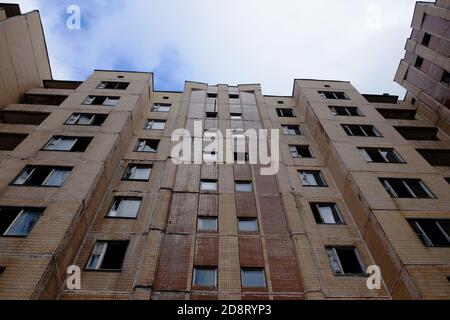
[5,0,416,96]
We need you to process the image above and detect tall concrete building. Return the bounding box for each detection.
[0,2,449,300]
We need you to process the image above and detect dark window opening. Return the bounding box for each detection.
[318,91,350,100]
[422,33,431,46]
[0,133,27,151]
[282,125,302,135]
[0,111,49,125]
[394,126,438,141]
[277,100,284,104]
[417,149,450,166]
[163,96,169,99]
[290,145,313,158]
[415,56,424,69]
[276,108,295,117]
[379,178,435,199]
[0,207,44,237]
[96,81,129,90]
[299,170,327,187]
[342,124,382,137]
[310,203,344,225]
[23,94,68,106]
[441,71,450,86]
[408,219,450,247]
[445,177,450,184]
[326,246,365,276]
[83,96,119,107]
[135,139,159,153]
[359,147,405,163]
[43,80,81,90]
[0,267,4,277]
[377,108,416,120]
[43,136,93,152]
[86,241,129,271]
[329,106,362,116]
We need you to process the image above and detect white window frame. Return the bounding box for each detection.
[44,137,77,151]
[86,242,108,270]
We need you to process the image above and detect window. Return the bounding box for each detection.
[0,111,49,125]
[96,81,129,90]
[445,177,450,184]
[241,268,266,288]
[235,181,253,192]
[12,166,72,187]
[0,133,27,151]
[376,108,416,120]
[415,56,424,69]
[83,96,119,106]
[379,178,435,199]
[441,71,450,85]
[342,124,382,137]
[144,119,166,130]
[359,147,405,163]
[197,217,218,232]
[122,164,152,181]
[422,33,431,46]
[298,170,327,187]
[318,91,350,100]
[238,218,258,232]
[43,136,92,152]
[107,197,141,218]
[230,113,242,120]
[86,241,128,271]
[152,103,171,112]
[135,139,159,152]
[0,207,43,237]
[417,149,450,166]
[229,94,239,99]
[277,100,284,104]
[206,112,218,118]
[329,106,362,116]
[394,126,438,141]
[310,203,344,225]
[207,93,218,98]
[326,246,365,276]
[0,267,4,277]
[200,179,218,191]
[65,113,107,126]
[193,267,217,287]
[290,145,313,158]
[276,108,294,117]
[408,219,450,247]
[281,125,302,135]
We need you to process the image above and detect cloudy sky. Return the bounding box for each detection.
[6,0,417,96]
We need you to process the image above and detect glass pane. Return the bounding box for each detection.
[238,219,258,232]
[193,268,216,286]
[77,115,94,125]
[318,206,336,224]
[198,218,217,231]
[117,199,141,218]
[235,182,252,192]
[242,269,265,287]
[66,114,79,125]
[43,169,70,186]
[5,210,41,236]
[201,181,217,191]
[13,167,34,185]
[151,121,165,130]
[133,167,151,180]
[46,137,75,151]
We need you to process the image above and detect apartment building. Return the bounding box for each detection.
[0,2,449,300]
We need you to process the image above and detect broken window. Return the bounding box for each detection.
[298,170,327,187]
[342,124,382,137]
[122,164,152,181]
[43,136,92,152]
[235,181,253,192]
[276,108,295,117]
[376,108,416,120]
[310,203,344,224]
[0,207,44,237]
[318,91,350,100]
[445,177,450,184]
[12,166,72,187]
[200,179,218,191]
[281,125,302,135]
[193,267,217,287]
[326,246,365,276]
[83,95,119,107]
[86,241,129,271]
[238,218,258,233]
[394,126,438,141]
[329,106,362,116]
[0,133,27,151]
[358,147,405,163]
[107,197,141,219]
[197,217,218,232]
[135,139,159,152]
[65,113,107,126]
[379,178,435,199]
[0,111,49,125]
[417,149,450,166]
[96,81,129,90]
[408,219,450,247]
[290,145,313,158]
[144,119,166,130]
[151,103,171,112]
[241,268,266,288]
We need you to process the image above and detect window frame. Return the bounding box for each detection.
[197,216,218,232]
[192,267,217,287]
[106,197,142,219]
[85,240,129,272]
[238,218,259,233]
[310,202,345,225]
[298,170,328,187]
[0,207,44,237]
[11,166,72,187]
[122,164,152,181]
[241,268,267,288]
[358,147,405,164]
[379,178,435,199]
[325,246,366,276]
